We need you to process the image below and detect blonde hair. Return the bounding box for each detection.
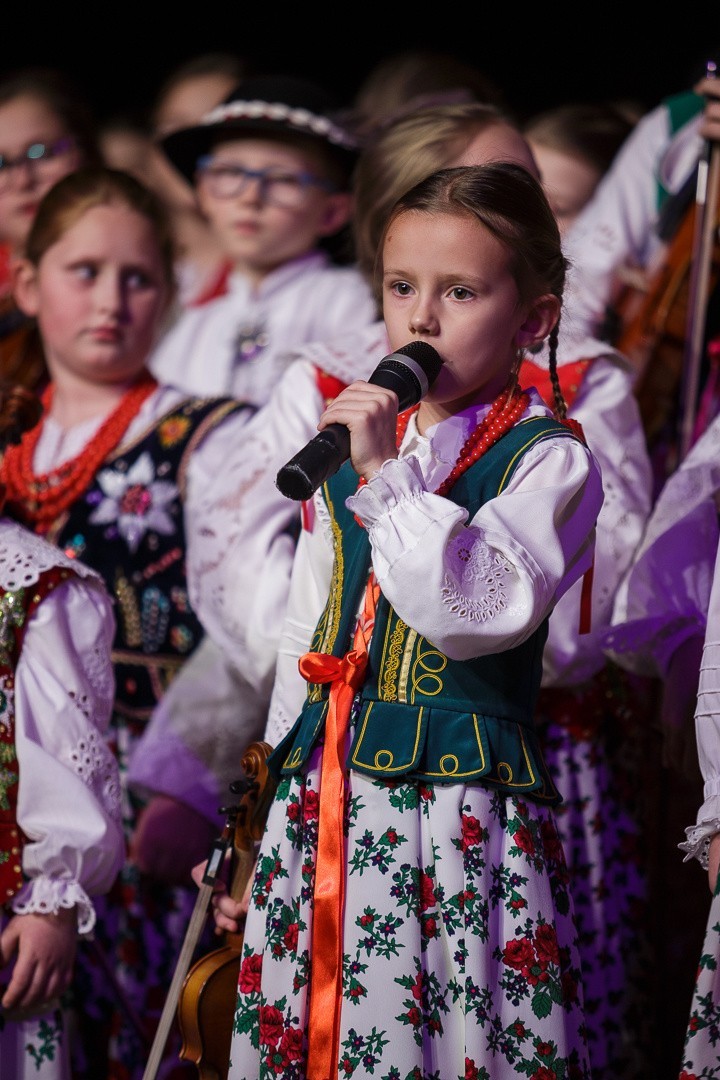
[353,101,517,285]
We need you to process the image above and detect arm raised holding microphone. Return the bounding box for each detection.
[276,341,442,500]
[178,103,538,769]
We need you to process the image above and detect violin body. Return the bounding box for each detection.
[177,740,275,1079]
[175,937,243,1080]
[610,183,720,450]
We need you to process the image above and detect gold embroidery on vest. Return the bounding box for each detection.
[439,754,459,775]
[410,642,446,702]
[317,492,344,656]
[350,702,424,774]
[380,617,407,701]
[305,490,344,705]
[397,628,417,702]
[492,723,537,788]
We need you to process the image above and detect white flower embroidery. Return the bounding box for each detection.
[441,529,514,622]
[89,452,179,553]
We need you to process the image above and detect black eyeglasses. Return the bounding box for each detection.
[0,137,77,193]
[196,157,336,208]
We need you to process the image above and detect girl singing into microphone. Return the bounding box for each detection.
[202,162,602,1079]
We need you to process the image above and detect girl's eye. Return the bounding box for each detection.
[391,281,412,296]
[73,262,97,281]
[450,286,473,300]
[125,268,154,290]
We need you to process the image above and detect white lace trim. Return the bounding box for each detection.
[82,642,116,714]
[65,728,123,825]
[679,819,720,868]
[441,531,514,621]
[11,875,96,935]
[0,519,101,590]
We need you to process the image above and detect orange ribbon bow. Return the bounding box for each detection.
[299,575,379,1079]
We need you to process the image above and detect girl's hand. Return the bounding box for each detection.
[318,381,400,481]
[695,75,720,143]
[191,857,255,937]
[0,908,77,1011]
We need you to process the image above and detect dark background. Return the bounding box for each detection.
[2,8,716,128]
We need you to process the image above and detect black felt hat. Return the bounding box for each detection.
[159,74,360,184]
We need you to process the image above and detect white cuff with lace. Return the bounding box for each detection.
[11,875,96,935]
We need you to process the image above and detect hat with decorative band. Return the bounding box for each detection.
[159,74,360,184]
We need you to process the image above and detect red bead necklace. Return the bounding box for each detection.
[358,383,530,498]
[1,370,158,534]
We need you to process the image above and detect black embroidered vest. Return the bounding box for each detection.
[47,397,243,721]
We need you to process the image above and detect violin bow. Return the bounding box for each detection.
[678,59,720,462]
[140,787,247,1080]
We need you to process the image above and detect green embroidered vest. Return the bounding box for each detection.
[271,416,585,805]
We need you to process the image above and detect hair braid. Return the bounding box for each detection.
[546,322,568,421]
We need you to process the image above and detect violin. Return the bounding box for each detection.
[609,63,720,467]
[141,740,275,1080]
[610,177,720,450]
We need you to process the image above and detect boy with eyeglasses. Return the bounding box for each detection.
[148,74,377,402]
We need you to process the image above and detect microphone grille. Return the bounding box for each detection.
[395,341,443,380]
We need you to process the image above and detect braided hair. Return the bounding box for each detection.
[376,161,571,420]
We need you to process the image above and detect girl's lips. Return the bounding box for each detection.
[233,219,260,233]
[89,326,122,342]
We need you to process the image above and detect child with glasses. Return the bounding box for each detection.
[0,66,101,394]
[147,73,377,404]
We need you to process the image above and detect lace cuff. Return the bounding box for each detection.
[11,876,96,936]
[346,456,428,524]
[678,819,720,868]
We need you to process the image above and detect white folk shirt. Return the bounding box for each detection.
[0,520,123,935]
[265,393,605,748]
[560,101,703,351]
[147,251,378,404]
[679,539,720,868]
[605,413,720,681]
[217,322,649,723]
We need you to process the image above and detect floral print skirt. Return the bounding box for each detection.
[680,871,720,1079]
[0,995,68,1080]
[537,664,657,1079]
[229,742,591,1080]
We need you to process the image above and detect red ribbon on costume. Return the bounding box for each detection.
[299,575,379,1079]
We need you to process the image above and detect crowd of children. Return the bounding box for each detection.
[0,45,718,1080]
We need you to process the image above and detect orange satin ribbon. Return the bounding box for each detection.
[299,575,379,1079]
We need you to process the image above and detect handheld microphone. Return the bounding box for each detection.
[275,341,443,501]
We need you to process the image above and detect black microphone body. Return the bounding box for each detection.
[275,341,443,501]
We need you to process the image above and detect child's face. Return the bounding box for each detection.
[382,209,555,422]
[0,94,82,252]
[527,141,601,236]
[195,137,350,281]
[16,203,170,386]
